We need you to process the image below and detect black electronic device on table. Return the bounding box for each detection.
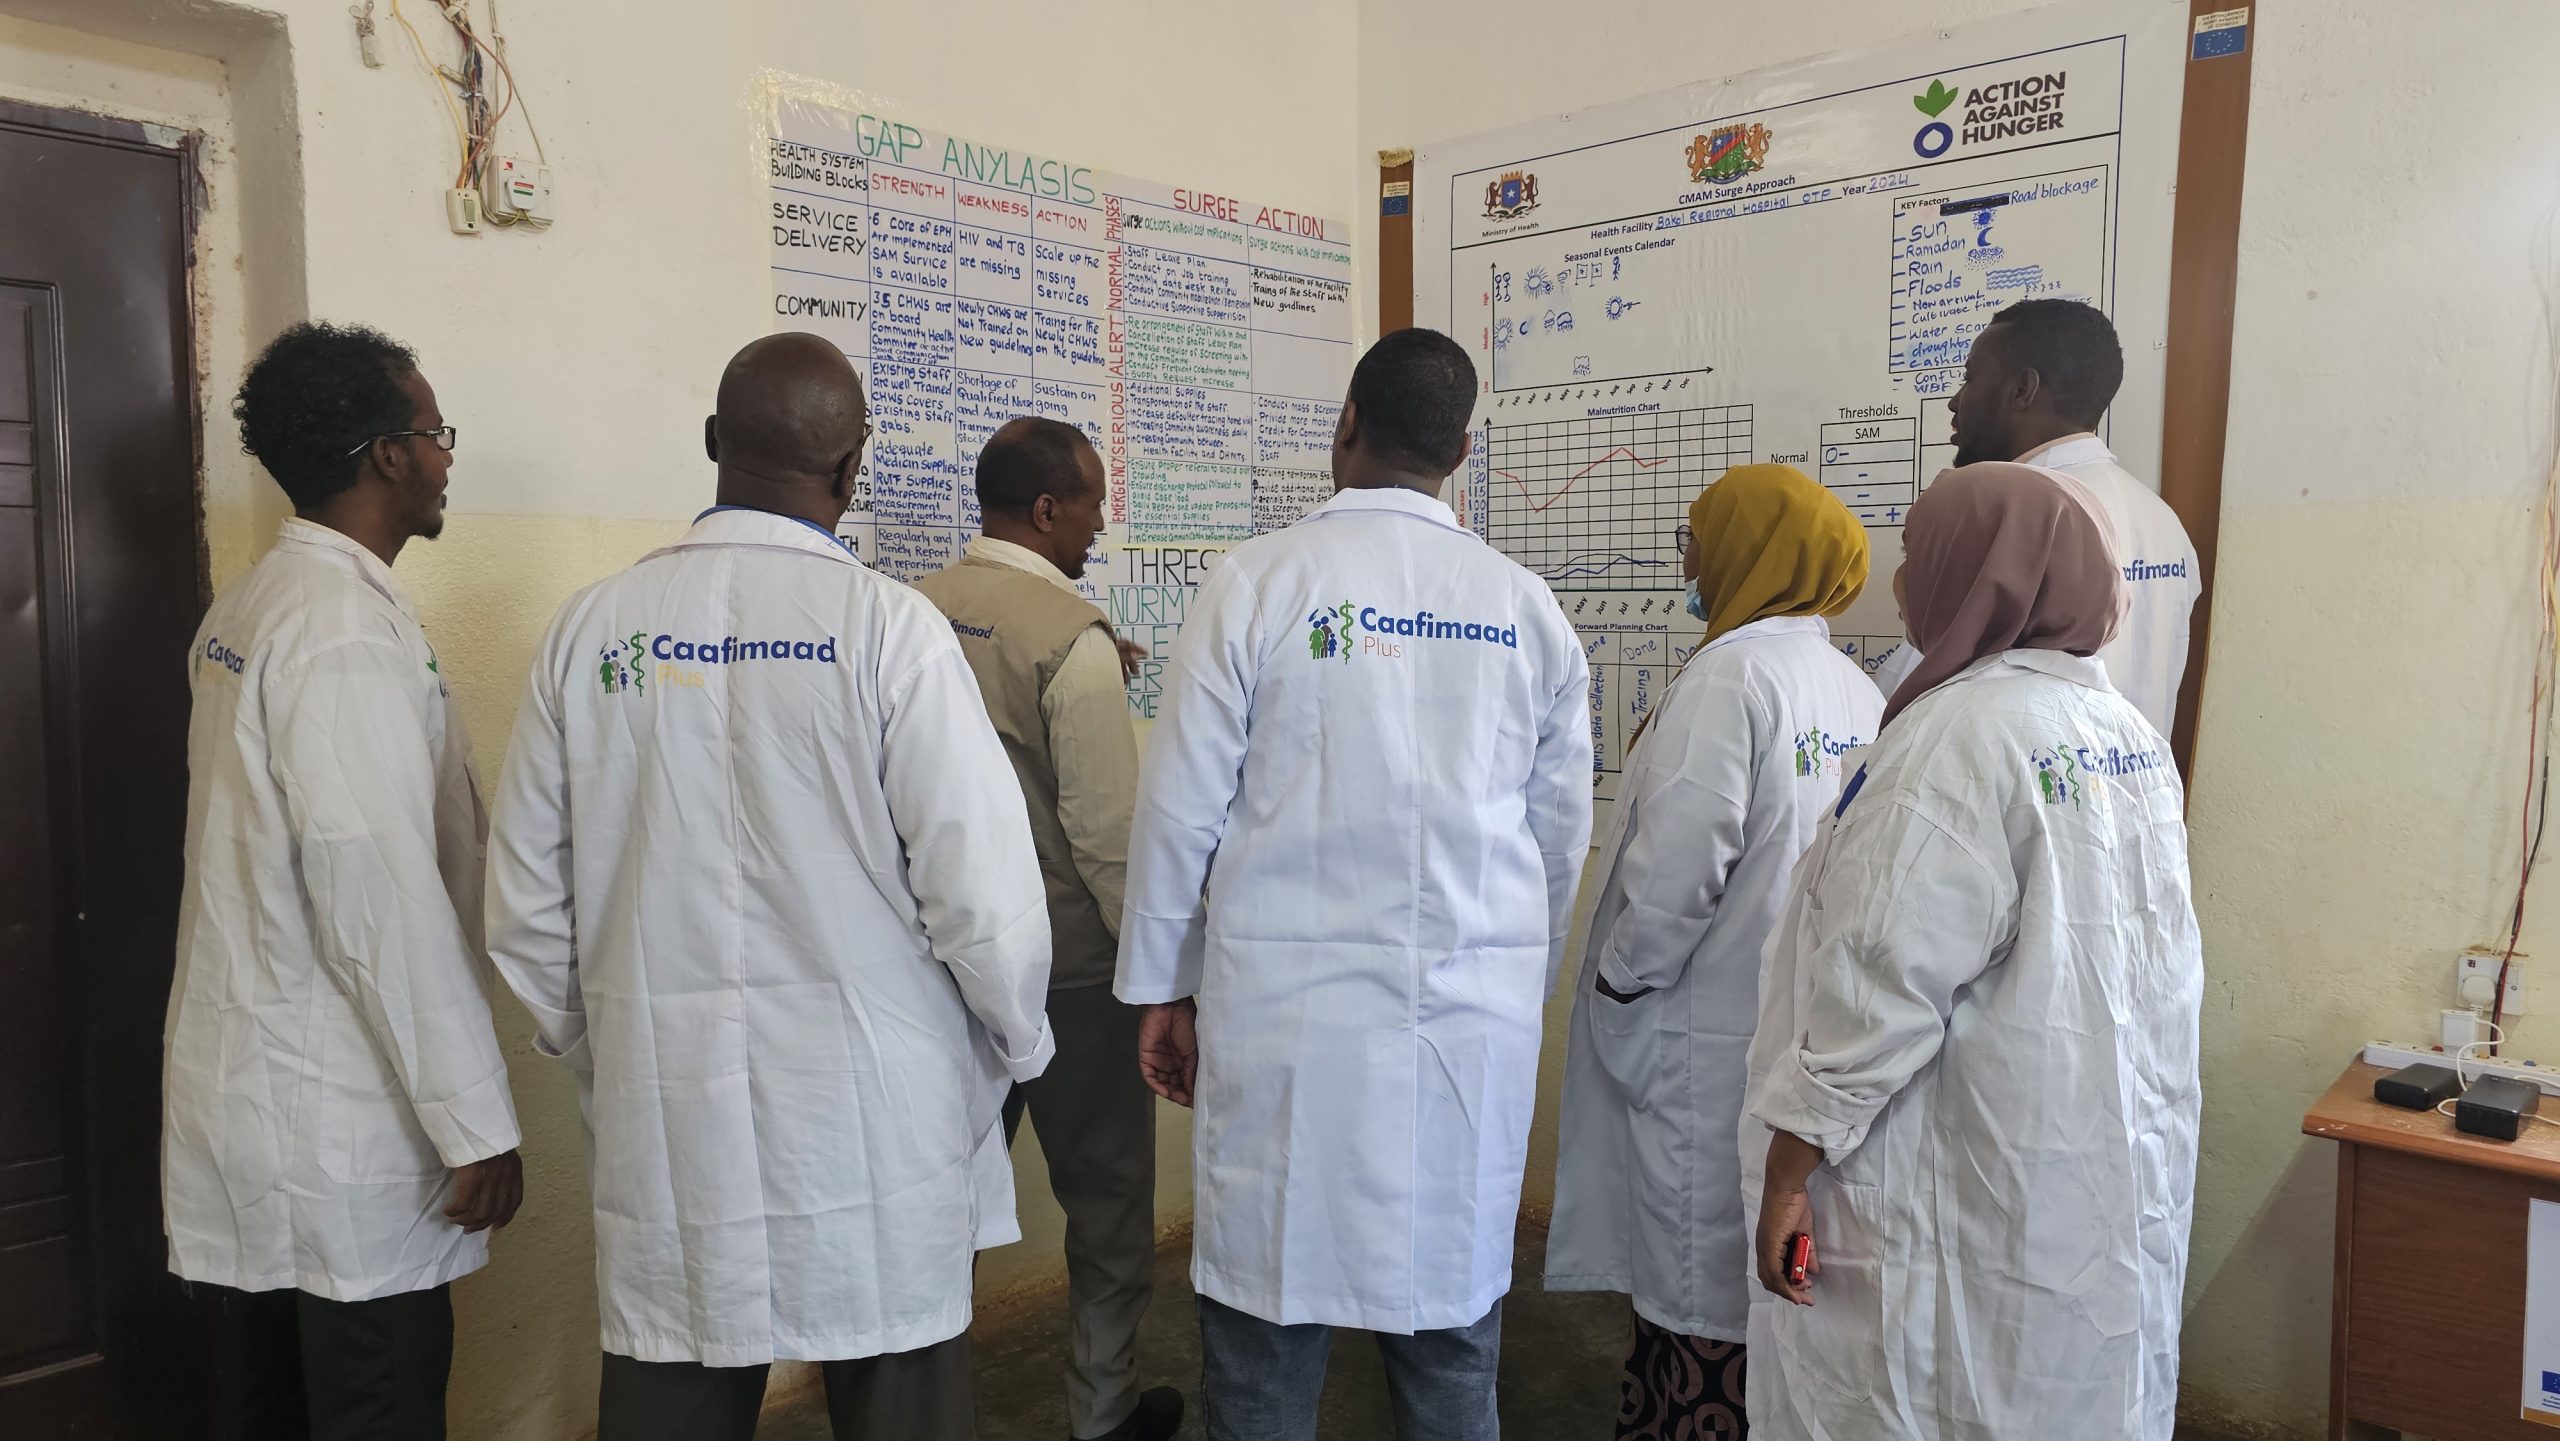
[2454,1076,2541,1143]
[2373,1062,2461,1111]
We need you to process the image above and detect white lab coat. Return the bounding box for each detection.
[1116,485,1593,1334]
[2027,435,2201,737]
[485,507,1055,1366]
[1866,639,1919,699]
[165,519,519,1302]
[1544,617,1880,1342]
[1744,650,2203,1441]
[1870,438,2201,738]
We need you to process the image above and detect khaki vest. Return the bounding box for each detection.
[911,554,1119,988]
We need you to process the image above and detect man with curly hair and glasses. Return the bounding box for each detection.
[165,321,522,1441]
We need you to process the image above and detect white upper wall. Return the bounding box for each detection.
[2222,2,2560,506]
[155,0,1364,526]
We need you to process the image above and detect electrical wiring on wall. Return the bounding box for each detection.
[380,0,552,230]
[388,0,468,180]
[2497,205,2560,1054]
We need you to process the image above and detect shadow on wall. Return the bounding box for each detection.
[2178,1142,2337,1440]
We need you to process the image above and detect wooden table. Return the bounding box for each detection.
[2305,1061,2560,1438]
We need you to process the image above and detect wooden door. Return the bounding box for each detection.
[0,101,231,1441]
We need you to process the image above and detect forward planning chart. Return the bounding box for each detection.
[1420,0,2187,798]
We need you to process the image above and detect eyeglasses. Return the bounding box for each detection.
[344,426,457,458]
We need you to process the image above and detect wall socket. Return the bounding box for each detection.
[2458,946,2528,1015]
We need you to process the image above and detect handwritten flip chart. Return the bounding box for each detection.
[765,87,1357,716]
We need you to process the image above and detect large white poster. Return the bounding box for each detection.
[763,84,1357,715]
[1416,0,2190,798]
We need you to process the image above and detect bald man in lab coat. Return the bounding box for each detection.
[486,334,1054,1441]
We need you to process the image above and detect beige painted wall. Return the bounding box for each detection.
[19,0,2560,1437]
[0,0,1353,1435]
[1362,2,2560,1436]
[2174,6,2560,1429]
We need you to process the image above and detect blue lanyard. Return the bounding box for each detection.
[1833,763,1869,819]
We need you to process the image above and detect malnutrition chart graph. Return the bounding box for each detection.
[1485,407,1751,591]
[1421,1,2190,800]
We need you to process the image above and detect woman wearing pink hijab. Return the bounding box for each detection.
[1736,463,2205,1441]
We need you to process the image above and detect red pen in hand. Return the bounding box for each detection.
[1785,1232,1815,1289]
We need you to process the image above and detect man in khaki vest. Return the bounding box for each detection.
[913,417,1181,1441]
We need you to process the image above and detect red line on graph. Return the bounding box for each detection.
[1491,446,1672,512]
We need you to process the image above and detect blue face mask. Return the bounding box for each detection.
[1684,580,1708,622]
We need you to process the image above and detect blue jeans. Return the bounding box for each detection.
[1197,1294,1503,1441]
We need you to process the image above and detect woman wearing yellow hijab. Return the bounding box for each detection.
[1544,465,1882,1441]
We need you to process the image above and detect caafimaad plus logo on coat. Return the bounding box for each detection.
[2030,746,2083,808]
[601,628,842,695]
[599,631,649,695]
[1792,727,1865,780]
[199,635,247,679]
[1307,601,1355,663]
[1794,727,1830,777]
[1792,732,1832,778]
[1308,601,1522,663]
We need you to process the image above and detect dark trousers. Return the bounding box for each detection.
[596,1333,975,1441]
[212,1283,454,1441]
[1197,1294,1503,1441]
[1003,982,1158,1439]
[1616,1314,1747,1439]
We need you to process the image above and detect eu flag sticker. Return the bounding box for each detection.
[2542,1367,2560,1400]
[2193,6,2249,59]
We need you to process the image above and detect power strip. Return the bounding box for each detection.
[2363,1040,2560,1096]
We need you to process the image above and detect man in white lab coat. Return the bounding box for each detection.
[1868,299,2202,738]
[167,322,524,1441]
[1117,328,1594,1441]
[912,418,1184,1441]
[484,334,1056,1441]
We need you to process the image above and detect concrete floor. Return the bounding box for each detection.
[764,1225,2252,1440]
[764,1224,1622,1440]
